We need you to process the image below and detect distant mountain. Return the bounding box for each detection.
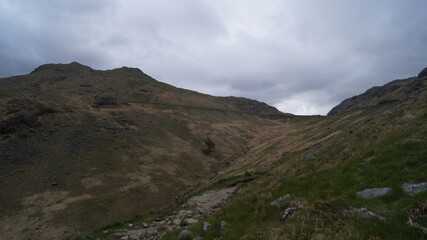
[328,68,427,115]
[5,62,283,115]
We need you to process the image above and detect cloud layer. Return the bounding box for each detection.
[1,0,427,114]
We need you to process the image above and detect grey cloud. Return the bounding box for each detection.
[1,0,427,115]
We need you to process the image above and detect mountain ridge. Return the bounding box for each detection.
[328,69,426,115]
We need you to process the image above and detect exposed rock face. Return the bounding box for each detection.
[270,194,292,207]
[401,182,427,196]
[356,187,393,199]
[343,208,385,220]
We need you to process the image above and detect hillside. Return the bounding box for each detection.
[1,63,426,240]
[0,62,285,239]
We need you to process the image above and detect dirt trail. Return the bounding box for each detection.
[113,187,236,240]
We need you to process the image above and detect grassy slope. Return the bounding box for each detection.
[163,85,427,239]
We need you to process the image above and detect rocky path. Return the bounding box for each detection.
[112,187,236,240]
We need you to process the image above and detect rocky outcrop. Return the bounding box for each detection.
[343,208,386,220]
[356,187,393,199]
[279,204,304,222]
[401,182,427,196]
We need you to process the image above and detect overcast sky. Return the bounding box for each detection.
[1,0,427,115]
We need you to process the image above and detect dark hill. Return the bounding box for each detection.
[0,62,286,239]
[328,69,427,115]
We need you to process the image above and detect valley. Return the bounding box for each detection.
[0,63,426,240]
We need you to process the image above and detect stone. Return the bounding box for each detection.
[178,230,192,238]
[128,223,133,227]
[186,218,198,224]
[120,236,129,240]
[202,222,210,231]
[279,204,304,222]
[193,237,202,240]
[220,221,227,234]
[270,194,292,207]
[356,187,393,199]
[343,208,386,220]
[401,182,427,196]
[172,219,181,225]
[142,223,148,228]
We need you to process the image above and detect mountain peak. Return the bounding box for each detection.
[30,61,92,74]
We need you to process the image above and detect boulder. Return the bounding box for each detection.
[401,182,427,196]
[343,208,386,220]
[270,194,292,207]
[356,187,393,199]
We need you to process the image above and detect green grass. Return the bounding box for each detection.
[163,109,427,239]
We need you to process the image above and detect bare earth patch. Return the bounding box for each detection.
[0,191,92,240]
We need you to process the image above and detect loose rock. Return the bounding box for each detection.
[343,208,386,220]
[356,187,393,199]
[192,237,202,240]
[178,230,192,238]
[401,182,427,196]
[202,222,210,231]
[172,219,181,226]
[279,204,304,221]
[185,218,198,224]
[270,194,292,207]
